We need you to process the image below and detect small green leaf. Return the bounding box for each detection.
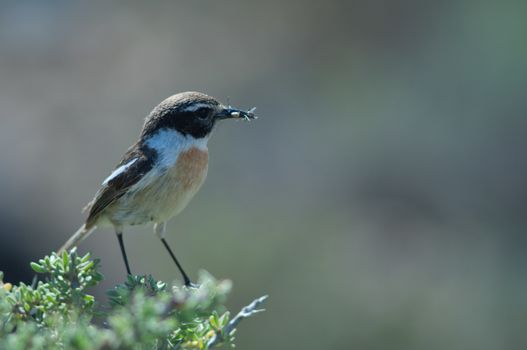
[62,251,69,268]
[80,252,91,262]
[209,312,219,330]
[219,312,230,327]
[30,262,46,273]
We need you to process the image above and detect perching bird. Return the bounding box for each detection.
[58,92,256,286]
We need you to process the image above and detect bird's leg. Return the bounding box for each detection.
[115,229,132,275]
[154,222,196,287]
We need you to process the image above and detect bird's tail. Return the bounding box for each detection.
[58,224,96,254]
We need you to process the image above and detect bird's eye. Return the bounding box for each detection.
[196,108,211,120]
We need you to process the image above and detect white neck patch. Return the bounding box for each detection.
[145,128,208,169]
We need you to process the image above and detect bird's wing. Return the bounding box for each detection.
[84,143,157,226]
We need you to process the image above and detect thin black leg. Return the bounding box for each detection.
[116,232,132,275]
[160,238,193,286]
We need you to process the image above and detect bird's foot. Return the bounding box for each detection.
[184,281,200,289]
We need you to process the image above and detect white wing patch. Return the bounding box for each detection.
[102,158,139,186]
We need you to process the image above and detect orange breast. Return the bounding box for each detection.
[175,147,209,190]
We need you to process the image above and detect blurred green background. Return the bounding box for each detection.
[1,1,527,349]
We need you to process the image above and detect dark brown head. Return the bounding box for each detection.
[141,91,256,139]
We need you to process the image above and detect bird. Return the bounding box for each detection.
[58,91,256,286]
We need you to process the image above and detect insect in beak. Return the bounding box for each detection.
[216,106,257,121]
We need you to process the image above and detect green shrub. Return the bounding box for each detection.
[0,249,266,349]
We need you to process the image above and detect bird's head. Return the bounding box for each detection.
[141,91,256,139]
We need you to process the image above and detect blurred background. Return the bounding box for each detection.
[1,0,527,349]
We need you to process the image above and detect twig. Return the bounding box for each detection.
[207,295,268,348]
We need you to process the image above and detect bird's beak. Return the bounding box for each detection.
[215,106,257,121]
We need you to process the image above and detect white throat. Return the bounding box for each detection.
[145,128,208,168]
